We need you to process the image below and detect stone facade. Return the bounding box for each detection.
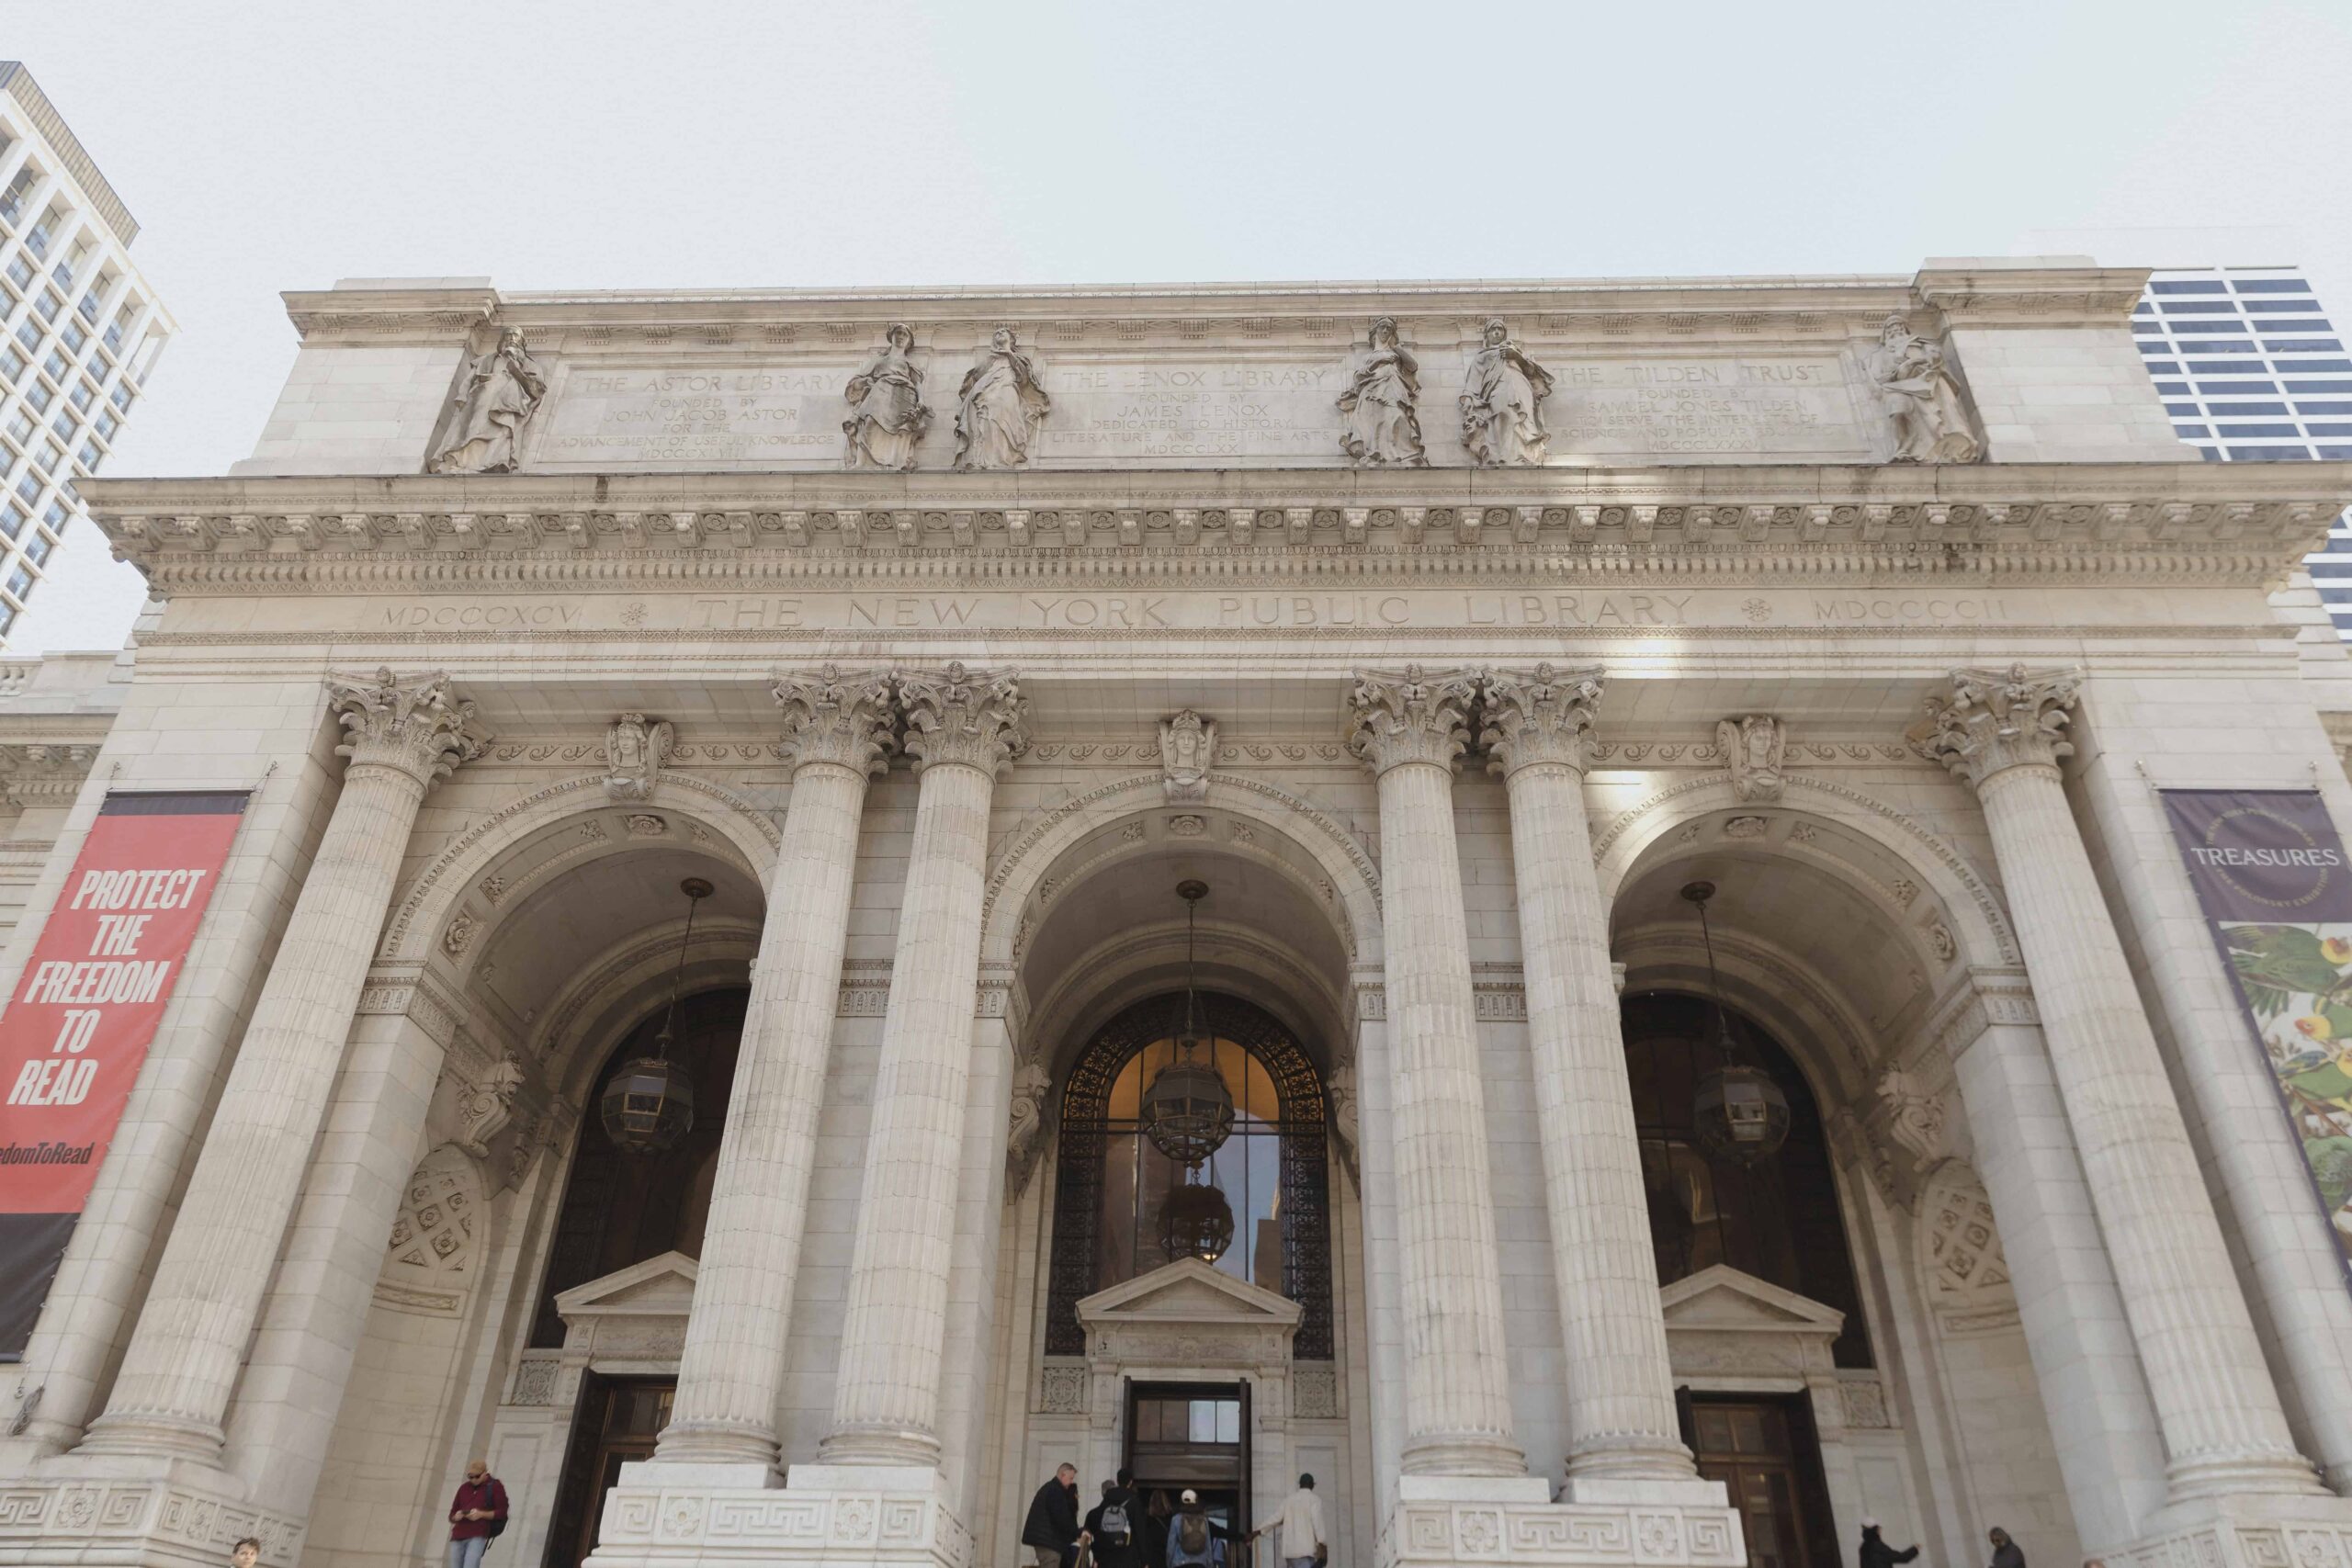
[1,263,2351,1568]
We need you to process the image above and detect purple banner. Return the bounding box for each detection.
[2164,790,2352,1274]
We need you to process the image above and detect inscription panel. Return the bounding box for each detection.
[525,349,1881,471]
[168,585,2267,641]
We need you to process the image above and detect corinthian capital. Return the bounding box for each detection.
[774,665,898,778]
[328,668,487,787]
[899,662,1029,776]
[1911,663,2080,788]
[1481,663,1604,776]
[1347,665,1479,775]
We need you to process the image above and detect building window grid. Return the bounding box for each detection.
[2139,269,2352,626]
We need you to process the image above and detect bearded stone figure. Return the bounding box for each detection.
[1459,318,1555,466]
[842,322,933,470]
[955,326,1051,470]
[1337,316,1427,467]
[1864,316,1983,463]
[427,328,548,475]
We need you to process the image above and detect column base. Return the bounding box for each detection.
[0,1450,305,1568]
[2110,1491,2352,1568]
[1380,1474,1745,1568]
[582,1461,968,1568]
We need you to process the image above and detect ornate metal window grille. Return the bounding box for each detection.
[1045,991,1333,1359]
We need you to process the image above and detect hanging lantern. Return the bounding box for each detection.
[1159,1179,1237,1264]
[601,877,711,1156]
[1142,881,1235,1166]
[1681,880,1791,1165]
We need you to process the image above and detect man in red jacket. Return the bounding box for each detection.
[447,1458,509,1568]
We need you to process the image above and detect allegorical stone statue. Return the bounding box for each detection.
[955,326,1050,471]
[1338,316,1427,468]
[604,711,673,803]
[1459,318,1555,466]
[1158,709,1218,803]
[1864,316,1983,464]
[426,328,548,475]
[842,322,933,471]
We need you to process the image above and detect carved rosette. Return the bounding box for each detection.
[1911,663,2081,789]
[898,661,1029,776]
[774,664,898,777]
[1346,665,1479,775]
[1480,662,1604,777]
[328,668,488,788]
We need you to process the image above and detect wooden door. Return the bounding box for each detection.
[1687,1398,1830,1568]
[544,1376,673,1568]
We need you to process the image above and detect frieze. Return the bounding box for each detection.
[1385,1501,1742,1568]
[0,1479,306,1566]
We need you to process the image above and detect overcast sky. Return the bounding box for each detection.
[17,0,2352,650]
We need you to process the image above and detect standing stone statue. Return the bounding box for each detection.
[1337,316,1427,467]
[842,322,933,471]
[1458,318,1555,466]
[1864,316,1983,464]
[955,326,1051,471]
[427,328,548,475]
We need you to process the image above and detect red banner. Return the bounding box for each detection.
[0,792,244,1355]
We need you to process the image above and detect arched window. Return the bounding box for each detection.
[528,987,745,1347]
[1046,992,1333,1359]
[1623,991,1872,1367]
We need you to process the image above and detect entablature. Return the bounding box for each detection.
[85,462,2352,592]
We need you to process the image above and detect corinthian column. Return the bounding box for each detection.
[1483,665,1698,1488]
[817,664,1027,1471]
[1917,665,2323,1502]
[81,671,484,1463]
[1347,666,1524,1479]
[656,668,895,1469]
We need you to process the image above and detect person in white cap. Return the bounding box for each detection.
[1166,1489,1237,1568]
[1860,1517,1920,1568]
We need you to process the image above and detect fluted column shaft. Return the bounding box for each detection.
[1349,667,1524,1479]
[1485,667,1693,1482]
[82,671,482,1463]
[660,670,894,1467]
[1922,665,2320,1501]
[820,665,1026,1470]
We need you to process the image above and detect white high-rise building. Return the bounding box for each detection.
[0,62,170,649]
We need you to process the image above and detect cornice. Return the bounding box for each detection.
[275,268,2136,344]
[81,463,2351,592]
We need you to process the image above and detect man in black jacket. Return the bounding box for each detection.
[1023,1463,1086,1568]
[1085,1471,1145,1568]
[1860,1517,1921,1568]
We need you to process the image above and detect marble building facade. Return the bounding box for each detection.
[1,263,2351,1568]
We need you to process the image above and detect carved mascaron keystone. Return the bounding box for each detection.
[604,712,673,802]
[328,668,488,787]
[1158,709,1218,803]
[773,665,898,777]
[899,662,1030,775]
[1718,715,1787,802]
[1910,663,2081,787]
[1347,665,1478,774]
[1481,663,1604,776]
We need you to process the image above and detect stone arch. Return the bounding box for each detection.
[377,1143,487,1319]
[1593,772,2018,970]
[538,916,763,1106]
[1612,918,1883,1102]
[379,771,779,967]
[979,771,1382,971]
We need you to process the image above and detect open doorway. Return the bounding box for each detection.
[1125,1382,1252,1540]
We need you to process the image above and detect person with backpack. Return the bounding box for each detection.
[1166,1490,1238,1568]
[446,1459,508,1568]
[1086,1471,1145,1568]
